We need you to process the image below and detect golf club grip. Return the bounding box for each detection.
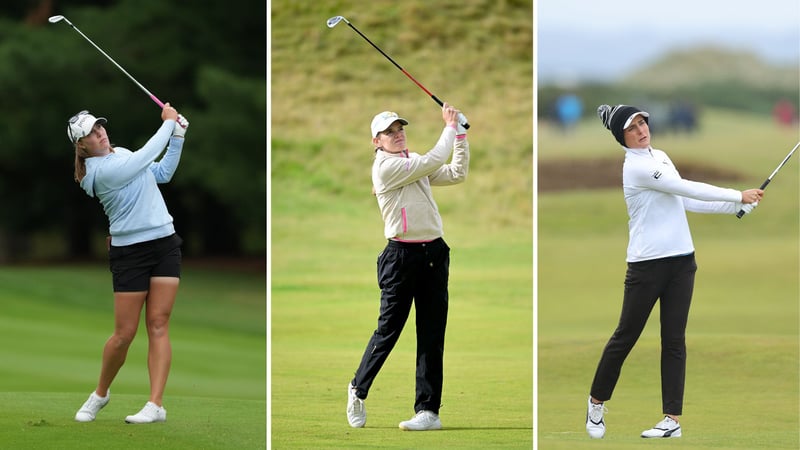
[150,95,165,108]
[430,95,470,129]
[736,178,771,219]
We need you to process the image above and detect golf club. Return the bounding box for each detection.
[327,15,469,129]
[736,140,800,218]
[48,15,165,108]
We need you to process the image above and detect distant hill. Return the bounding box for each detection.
[624,46,799,91]
[539,46,798,117]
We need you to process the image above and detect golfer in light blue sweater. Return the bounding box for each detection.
[70,104,190,424]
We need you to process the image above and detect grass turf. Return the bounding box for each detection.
[270,198,534,448]
[0,264,266,449]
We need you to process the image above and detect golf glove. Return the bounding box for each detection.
[456,112,469,135]
[173,114,189,138]
[739,201,758,215]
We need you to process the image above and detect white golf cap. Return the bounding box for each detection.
[623,110,650,129]
[371,111,408,138]
[67,110,107,143]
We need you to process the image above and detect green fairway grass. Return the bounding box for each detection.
[271,189,533,449]
[538,110,799,449]
[0,264,266,449]
[270,0,533,447]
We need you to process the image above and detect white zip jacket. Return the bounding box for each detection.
[622,146,742,262]
[372,126,469,241]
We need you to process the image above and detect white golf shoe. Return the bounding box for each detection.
[75,390,110,422]
[641,416,681,438]
[346,383,366,428]
[125,401,166,424]
[585,396,606,439]
[399,410,442,431]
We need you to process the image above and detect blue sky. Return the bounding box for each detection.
[537,0,800,82]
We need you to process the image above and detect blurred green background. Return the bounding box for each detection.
[0,0,265,261]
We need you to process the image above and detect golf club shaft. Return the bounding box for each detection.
[342,19,469,129]
[57,18,164,108]
[736,140,800,218]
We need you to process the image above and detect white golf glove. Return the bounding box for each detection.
[173,114,189,138]
[456,112,469,135]
[739,201,758,215]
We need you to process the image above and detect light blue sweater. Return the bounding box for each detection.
[80,120,183,246]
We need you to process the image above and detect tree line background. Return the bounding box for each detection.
[0,0,266,262]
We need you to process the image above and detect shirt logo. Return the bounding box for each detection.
[652,170,662,179]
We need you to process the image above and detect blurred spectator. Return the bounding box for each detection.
[668,100,698,134]
[554,93,583,132]
[773,99,797,127]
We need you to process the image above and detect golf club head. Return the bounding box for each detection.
[326,16,348,28]
[48,15,74,26]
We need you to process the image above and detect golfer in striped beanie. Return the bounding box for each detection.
[584,104,764,440]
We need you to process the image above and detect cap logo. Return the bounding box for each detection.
[75,116,90,129]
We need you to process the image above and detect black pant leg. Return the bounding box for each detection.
[352,244,413,398]
[412,240,450,414]
[659,254,697,415]
[590,259,663,401]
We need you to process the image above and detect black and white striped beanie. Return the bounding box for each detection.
[597,104,649,146]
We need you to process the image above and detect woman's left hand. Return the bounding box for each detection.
[161,102,179,122]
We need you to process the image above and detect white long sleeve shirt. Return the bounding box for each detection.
[372,126,469,241]
[622,146,741,262]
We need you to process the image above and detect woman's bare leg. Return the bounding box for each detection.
[96,291,147,396]
[144,276,179,406]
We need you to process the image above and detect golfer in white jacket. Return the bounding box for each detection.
[585,104,763,439]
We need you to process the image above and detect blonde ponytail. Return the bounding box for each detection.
[74,144,89,183]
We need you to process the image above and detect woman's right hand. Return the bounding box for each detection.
[161,102,179,122]
[741,188,764,204]
[442,102,459,128]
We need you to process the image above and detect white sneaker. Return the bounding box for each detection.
[399,410,442,431]
[75,390,110,422]
[346,384,366,428]
[585,396,606,439]
[125,401,166,424]
[641,416,681,438]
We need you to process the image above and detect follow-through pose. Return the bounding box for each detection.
[70,105,188,424]
[347,103,469,431]
[585,104,762,439]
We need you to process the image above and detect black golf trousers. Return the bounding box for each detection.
[352,238,450,415]
[590,253,697,415]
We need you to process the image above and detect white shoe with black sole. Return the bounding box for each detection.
[641,416,681,438]
[585,396,606,439]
